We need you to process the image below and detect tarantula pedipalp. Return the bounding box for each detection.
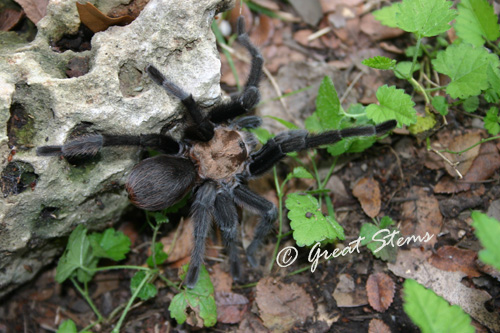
[37,16,397,288]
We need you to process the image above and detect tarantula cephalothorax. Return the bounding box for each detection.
[37,16,397,287]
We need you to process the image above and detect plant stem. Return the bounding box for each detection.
[269,166,285,272]
[85,265,151,272]
[439,135,500,155]
[112,271,152,333]
[410,77,430,105]
[71,278,103,321]
[409,36,422,78]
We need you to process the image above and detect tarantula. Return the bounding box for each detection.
[37,16,397,288]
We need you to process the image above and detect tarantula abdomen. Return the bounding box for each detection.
[126,155,197,211]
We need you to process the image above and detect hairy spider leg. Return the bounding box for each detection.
[210,16,264,124]
[233,184,278,267]
[186,181,217,288]
[146,65,214,142]
[213,191,241,280]
[248,120,398,177]
[37,133,180,158]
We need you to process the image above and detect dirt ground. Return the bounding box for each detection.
[1,0,500,332]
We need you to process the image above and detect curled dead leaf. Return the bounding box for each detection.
[366,272,395,312]
[428,246,480,278]
[0,8,25,31]
[13,0,48,24]
[76,2,135,33]
[352,177,381,218]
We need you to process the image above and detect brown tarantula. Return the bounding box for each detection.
[37,16,397,287]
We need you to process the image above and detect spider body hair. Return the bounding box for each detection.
[37,16,397,288]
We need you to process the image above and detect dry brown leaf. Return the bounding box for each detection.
[210,264,233,293]
[228,2,253,34]
[443,131,481,177]
[332,273,368,307]
[13,0,48,24]
[428,246,481,278]
[252,0,280,11]
[250,14,274,46]
[434,141,500,193]
[160,217,193,263]
[400,186,442,247]
[368,318,391,333]
[360,13,404,41]
[0,8,25,31]
[366,272,395,312]
[238,313,270,333]
[352,177,381,218]
[215,291,249,324]
[76,2,134,33]
[255,277,314,331]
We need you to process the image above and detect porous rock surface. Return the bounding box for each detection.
[0,0,231,298]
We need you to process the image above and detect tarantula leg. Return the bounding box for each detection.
[248,120,398,177]
[213,191,241,280]
[186,181,217,288]
[37,134,180,158]
[209,16,264,124]
[146,65,214,142]
[233,184,277,267]
[126,155,196,211]
[231,116,262,129]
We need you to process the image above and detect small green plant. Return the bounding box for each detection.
[359,216,398,262]
[55,211,217,332]
[471,211,500,270]
[403,279,474,333]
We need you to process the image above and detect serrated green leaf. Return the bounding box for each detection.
[487,62,500,101]
[472,211,500,270]
[462,96,479,113]
[455,0,500,46]
[130,271,157,301]
[169,265,217,327]
[316,76,343,129]
[366,85,416,126]
[152,211,169,224]
[373,4,400,28]
[396,0,456,37]
[362,56,396,70]
[394,61,421,79]
[359,223,398,261]
[379,216,394,229]
[147,242,168,267]
[56,225,92,283]
[431,96,449,116]
[57,319,77,333]
[403,279,474,333]
[408,111,436,134]
[89,228,131,261]
[432,43,500,99]
[304,112,324,133]
[290,166,314,179]
[285,193,344,246]
[484,107,500,135]
[266,115,300,129]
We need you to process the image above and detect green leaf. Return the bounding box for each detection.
[373,4,400,28]
[462,96,479,113]
[408,111,437,135]
[394,61,420,79]
[89,228,131,261]
[432,43,500,99]
[57,319,77,333]
[362,56,396,70]
[431,96,449,116]
[316,76,343,129]
[250,127,273,144]
[471,211,500,270]
[265,115,300,130]
[289,166,314,179]
[130,271,157,301]
[484,107,500,135]
[487,62,500,103]
[147,242,168,267]
[455,0,500,46]
[169,265,217,327]
[359,223,398,262]
[403,279,474,333]
[285,193,344,246]
[366,85,417,126]
[395,0,457,37]
[379,216,395,229]
[405,45,423,58]
[304,112,324,133]
[56,225,93,283]
[151,211,169,224]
